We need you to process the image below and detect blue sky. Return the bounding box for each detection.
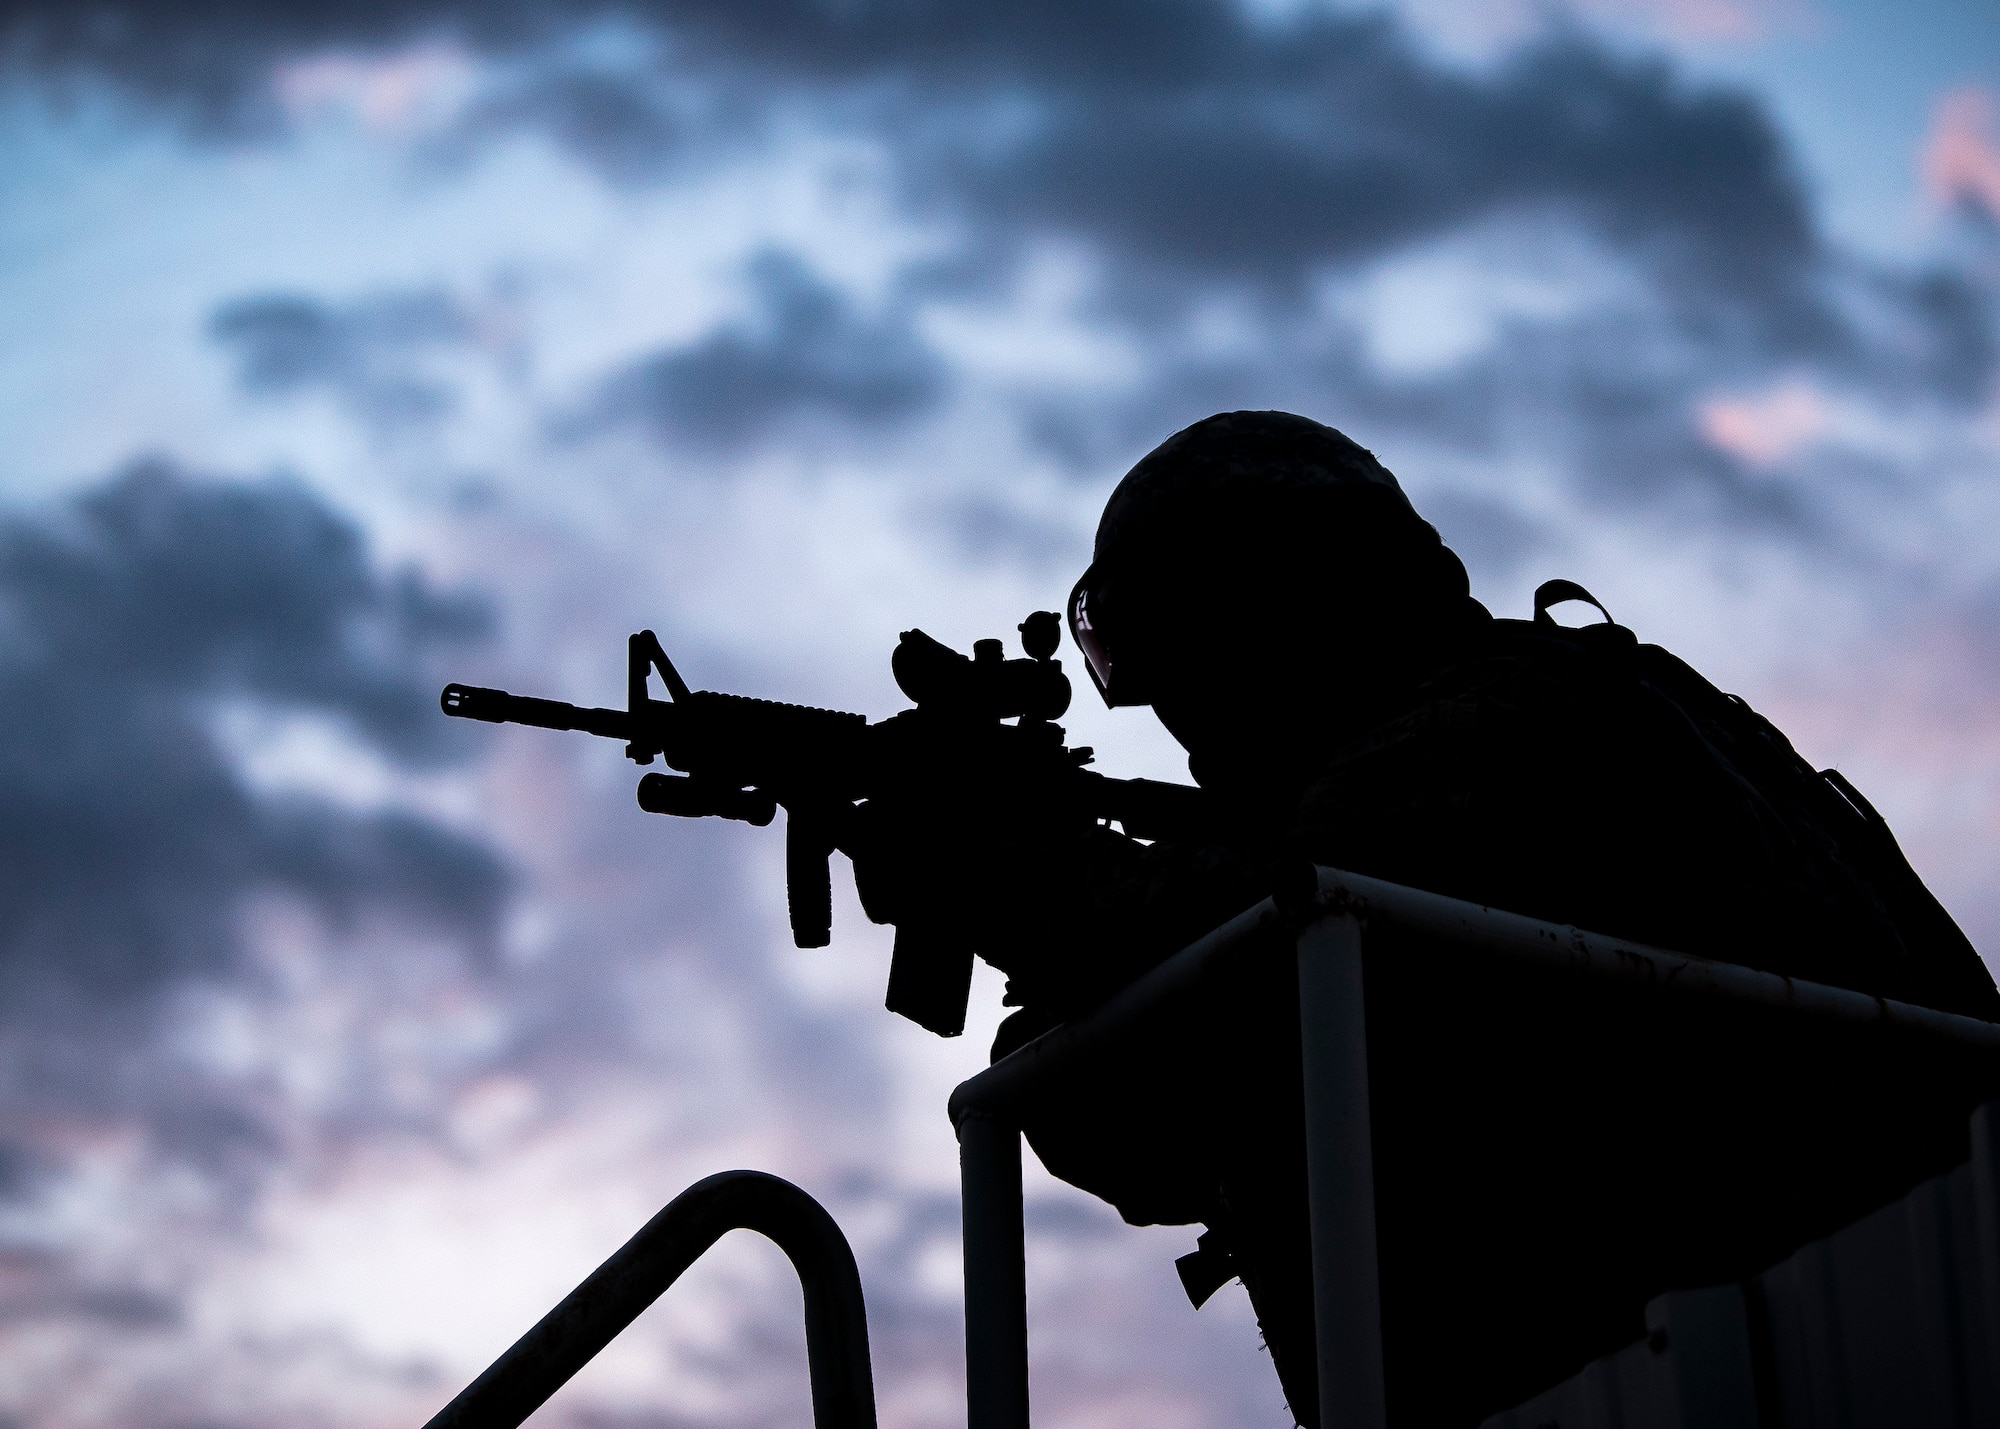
[0,3,1996,1426]
[1691,0,1997,255]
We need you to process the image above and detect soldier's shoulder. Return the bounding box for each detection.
[1368,617,1620,728]
[1303,619,1669,815]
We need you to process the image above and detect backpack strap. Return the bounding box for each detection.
[1534,578,1616,628]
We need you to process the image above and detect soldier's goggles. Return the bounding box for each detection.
[1067,564,1145,708]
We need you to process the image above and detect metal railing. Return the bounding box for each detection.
[413,865,2000,1429]
[948,865,2000,1429]
[421,1169,876,1429]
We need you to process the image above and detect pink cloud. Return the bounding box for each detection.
[1697,379,1831,467]
[274,46,473,136]
[1920,87,2000,220]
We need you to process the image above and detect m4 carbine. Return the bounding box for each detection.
[440,611,1206,1035]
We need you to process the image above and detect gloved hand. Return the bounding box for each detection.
[840,790,1013,1038]
[839,756,1116,1037]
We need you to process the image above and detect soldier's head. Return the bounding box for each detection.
[1067,411,1480,778]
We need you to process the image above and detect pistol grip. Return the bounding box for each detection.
[785,812,835,949]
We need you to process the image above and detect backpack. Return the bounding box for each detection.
[1522,579,1997,1021]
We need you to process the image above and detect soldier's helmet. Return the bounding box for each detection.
[1067,410,1473,708]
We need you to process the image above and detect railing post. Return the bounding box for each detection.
[1298,912,1388,1429]
[1971,1100,2000,1396]
[421,1171,874,1429]
[960,1113,1029,1429]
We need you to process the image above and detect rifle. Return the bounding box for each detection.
[440,611,1207,1034]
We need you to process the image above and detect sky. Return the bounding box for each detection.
[0,1,1996,1426]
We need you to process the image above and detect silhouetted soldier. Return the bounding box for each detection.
[856,411,2000,1427]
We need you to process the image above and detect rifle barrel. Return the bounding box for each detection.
[441,683,636,741]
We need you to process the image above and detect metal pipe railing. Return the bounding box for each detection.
[949,865,2000,1429]
[1297,913,1386,1429]
[952,866,2000,1132]
[1308,866,2000,1052]
[422,1170,876,1429]
[947,895,1287,1133]
[960,1114,1029,1429]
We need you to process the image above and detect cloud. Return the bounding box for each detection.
[273,42,474,135]
[450,64,692,183]
[1382,0,1815,54]
[486,7,1985,527]
[1589,0,1805,43]
[1698,378,1830,467]
[0,6,1836,317]
[14,3,1994,522]
[0,462,521,1418]
[0,1,485,129]
[4,11,2000,1420]
[439,10,1853,356]
[0,457,502,1052]
[925,26,1817,319]
[210,288,483,433]
[582,251,948,449]
[1922,87,2000,224]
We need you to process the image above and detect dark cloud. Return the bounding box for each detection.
[1838,266,1998,406]
[1415,310,1823,525]
[211,289,476,432]
[0,463,511,1363]
[494,9,1870,368]
[0,0,493,128]
[1015,282,1877,542]
[583,251,947,448]
[904,26,1822,332]
[435,59,732,185]
[24,2,1991,514]
[0,5,1835,322]
[462,68,685,182]
[511,5,1983,510]
[0,461,503,1009]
